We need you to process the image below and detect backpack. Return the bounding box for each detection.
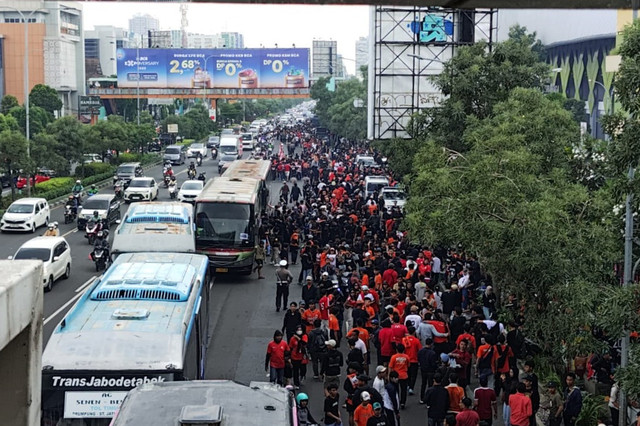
[477,346,494,369]
[309,329,327,353]
[495,345,510,370]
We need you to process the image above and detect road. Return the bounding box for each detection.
[0,147,431,424]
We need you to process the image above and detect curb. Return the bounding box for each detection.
[48,159,164,207]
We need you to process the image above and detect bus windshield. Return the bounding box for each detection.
[195,203,252,248]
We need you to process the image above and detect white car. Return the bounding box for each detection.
[241,133,254,150]
[178,180,204,203]
[380,186,407,211]
[10,236,71,291]
[187,143,208,158]
[1,198,50,233]
[124,177,158,202]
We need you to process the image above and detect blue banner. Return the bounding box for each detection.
[116,48,309,89]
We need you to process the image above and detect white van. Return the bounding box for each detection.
[219,136,243,159]
[364,176,389,198]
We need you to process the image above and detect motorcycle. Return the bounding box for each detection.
[197,172,206,182]
[211,147,218,159]
[72,190,82,204]
[196,155,203,167]
[114,180,125,199]
[64,205,77,224]
[90,247,109,272]
[168,183,177,199]
[164,175,171,188]
[188,168,196,180]
[85,220,103,245]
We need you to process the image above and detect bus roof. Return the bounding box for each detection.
[196,177,260,204]
[42,252,209,371]
[222,159,270,182]
[112,381,293,426]
[112,202,195,255]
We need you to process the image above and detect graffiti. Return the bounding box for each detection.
[408,14,454,44]
[378,93,443,108]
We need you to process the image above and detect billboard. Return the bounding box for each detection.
[116,48,309,89]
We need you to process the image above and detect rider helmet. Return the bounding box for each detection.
[91,184,96,189]
[76,180,81,184]
[93,211,99,216]
[48,223,55,230]
[171,176,176,181]
[97,231,104,238]
[295,393,309,404]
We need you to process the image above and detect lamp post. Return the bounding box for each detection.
[201,55,216,106]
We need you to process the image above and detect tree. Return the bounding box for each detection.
[310,77,367,140]
[29,84,62,115]
[8,105,52,136]
[406,88,617,365]
[44,116,86,171]
[0,95,18,115]
[0,129,29,199]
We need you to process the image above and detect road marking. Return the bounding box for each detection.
[44,283,92,326]
[75,275,97,293]
[61,228,77,238]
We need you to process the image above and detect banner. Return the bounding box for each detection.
[116,48,309,89]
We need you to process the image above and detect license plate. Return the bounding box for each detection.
[215,268,228,273]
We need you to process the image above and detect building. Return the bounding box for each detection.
[84,25,128,78]
[149,29,183,48]
[189,32,219,49]
[128,13,159,47]
[219,31,244,48]
[312,39,338,81]
[355,36,368,77]
[0,0,85,115]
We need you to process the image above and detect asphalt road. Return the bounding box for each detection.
[0,146,432,424]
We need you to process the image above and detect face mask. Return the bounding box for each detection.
[296,330,303,336]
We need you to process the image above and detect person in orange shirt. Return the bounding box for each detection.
[302,301,321,334]
[328,307,341,346]
[364,297,376,328]
[445,373,465,413]
[353,391,375,426]
[389,343,410,408]
[402,325,423,397]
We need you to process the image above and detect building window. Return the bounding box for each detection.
[4,18,36,23]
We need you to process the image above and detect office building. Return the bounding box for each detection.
[312,39,338,81]
[0,0,85,115]
[218,32,244,48]
[84,25,128,78]
[355,36,368,77]
[128,13,159,47]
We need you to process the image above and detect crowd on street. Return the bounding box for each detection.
[256,123,636,426]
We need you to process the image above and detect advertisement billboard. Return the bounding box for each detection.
[116,48,309,90]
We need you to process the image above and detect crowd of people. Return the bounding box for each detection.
[257,123,630,426]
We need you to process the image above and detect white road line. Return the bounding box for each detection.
[61,228,77,238]
[75,275,97,293]
[44,288,87,326]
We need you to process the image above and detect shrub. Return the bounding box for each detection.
[76,162,114,178]
[34,177,74,194]
[83,171,115,187]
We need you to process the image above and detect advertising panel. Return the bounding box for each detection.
[116,48,309,89]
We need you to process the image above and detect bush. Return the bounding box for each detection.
[34,177,74,194]
[83,171,115,187]
[76,162,114,178]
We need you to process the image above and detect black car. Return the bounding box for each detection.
[77,194,121,230]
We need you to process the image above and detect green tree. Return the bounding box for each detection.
[406,88,616,364]
[31,132,69,176]
[44,116,86,171]
[0,95,19,115]
[8,105,52,136]
[0,129,29,199]
[29,84,62,115]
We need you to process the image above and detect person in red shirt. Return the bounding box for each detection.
[266,330,290,386]
[390,314,408,348]
[378,321,395,365]
[288,325,308,387]
[382,265,398,287]
[473,376,497,426]
[456,397,480,426]
[389,343,411,408]
[318,289,331,331]
[509,383,532,426]
[402,325,423,396]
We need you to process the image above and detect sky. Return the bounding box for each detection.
[83,2,370,75]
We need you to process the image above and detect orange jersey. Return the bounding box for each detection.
[302,309,321,334]
[353,403,375,426]
[389,352,410,379]
[329,314,340,331]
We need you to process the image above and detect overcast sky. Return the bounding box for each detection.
[83,2,370,74]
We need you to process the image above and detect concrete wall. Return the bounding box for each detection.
[0,260,43,426]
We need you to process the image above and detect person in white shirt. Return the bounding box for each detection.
[404,305,422,330]
[458,269,471,309]
[373,365,389,400]
[415,279,427,302]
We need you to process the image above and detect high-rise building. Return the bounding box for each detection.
[128,13,159,47]
[355,36,368,77]
[218,32,244,49]
[0,0,85,115]
[312,40,338,81]
[149,29,183,48]
[84,25,128,78]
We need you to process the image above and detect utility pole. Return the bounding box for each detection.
[136,33,141,126]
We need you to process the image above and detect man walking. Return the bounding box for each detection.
[563,373,582,426]
[321,339,343,390]
[265,330,289,386]
[275,260,293,312]
[424,373,449,426]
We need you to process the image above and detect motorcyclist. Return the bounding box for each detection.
[163,163,174,177]
[188,161,197,179]
[88,210,103,230]
[43,223,59,237]
[198,171,206,182]
[87,184,99,196]
[93,230,110,259]
[65,195,79,215]
[196,152,203,166]
[71,179,83,194]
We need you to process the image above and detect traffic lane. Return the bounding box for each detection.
[40,155,219,342]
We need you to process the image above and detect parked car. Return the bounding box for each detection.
[83,153,103,164]
[113,162,143,185]
[1,198,50,233]
[77,194,121,230]
[177,180,204,203]
[187,143,208,158]
[163,145,186,165]
[16,174,51,189]
[9,236,71,291]
[124,177,158,202]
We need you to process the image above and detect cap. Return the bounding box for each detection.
[361,391,371,401]
[385,305,394,311]
[322,272,329,277]
[371,319,379,325]
[325,339,337,347]
[376,366,387,374]
[546,381,557,388]
[306,276,313,281]
[361,285,369,290]
[523,375,534,382]
[373,402,382,410]
[279,260,288,267]
[440,353,449,363]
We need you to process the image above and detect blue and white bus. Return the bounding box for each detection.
[41,252,211,425]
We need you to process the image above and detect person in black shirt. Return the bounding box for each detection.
[418,338,439,403]
[324,384,342,425]
[282,302,302,341]
[424,373,449,426]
